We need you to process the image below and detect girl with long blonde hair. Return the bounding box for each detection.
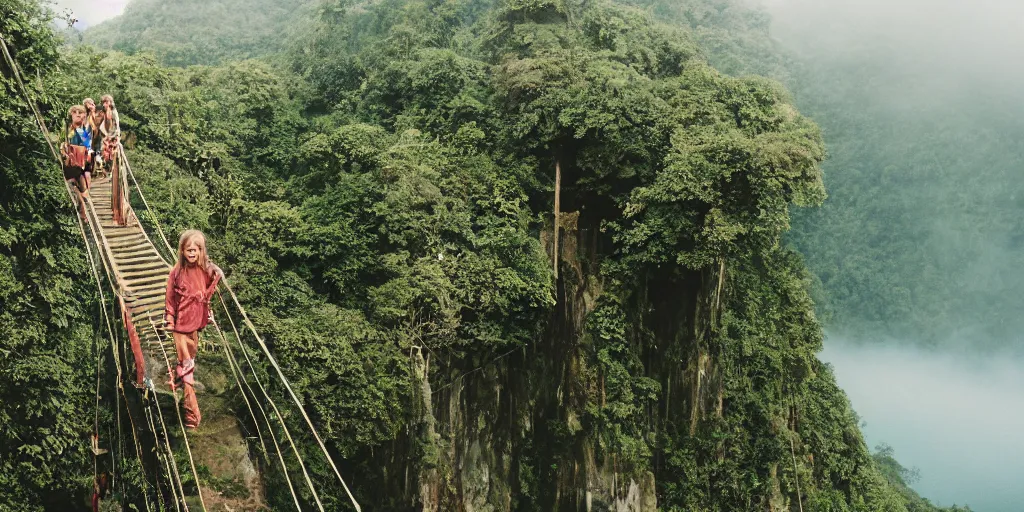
[61,104,91,195]
[99,94,121,170]
[163,230,223,429]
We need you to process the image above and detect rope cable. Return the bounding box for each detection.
[215,294,313,511]
[142,392,183,512]
[222,282,361,511]
[214,294,326,511]
[145,314,209,512]
[213,320,304,511]
[145,374,190,511]
[120,147,176,258]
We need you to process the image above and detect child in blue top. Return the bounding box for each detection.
[61,104,93,194]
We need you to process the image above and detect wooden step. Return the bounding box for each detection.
[126,293,166,308]
[107,235,147,249]
[123,269,166,281]
[128,279,167,292]
[107,242,150,254]
[131,307,167,325]
[115,253,165,266]
[125,282,166,296]
[130,296,166,311]
[121,268,171,281]
[123,270,168,283]
[116,247,162,260]
[132,308,168,326]
[101,222,138,233]
[129,293,167,308]
[127,299,166,314]
[103,228,145,240]
[118,255,163,268]
[118,260,168,273]
[124,276,169,290]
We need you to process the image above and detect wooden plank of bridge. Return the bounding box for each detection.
[86,177,172,389]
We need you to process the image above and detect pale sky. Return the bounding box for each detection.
[53,0,128,27]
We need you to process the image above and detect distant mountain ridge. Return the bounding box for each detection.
[82,0,319,65]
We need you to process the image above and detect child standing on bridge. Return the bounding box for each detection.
[61,105,92,196]
[99,94,120,167]
[164,230,223,429]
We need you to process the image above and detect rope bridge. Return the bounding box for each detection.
[1,33,360,512]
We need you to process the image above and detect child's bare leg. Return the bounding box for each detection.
[186,332,199,360]
[173,331,190,362]
[76,186,87,220]
[174,332,201,427]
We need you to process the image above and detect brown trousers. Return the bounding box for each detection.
[173,331,201,427]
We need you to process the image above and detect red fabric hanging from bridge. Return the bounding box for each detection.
[120,297,146,386]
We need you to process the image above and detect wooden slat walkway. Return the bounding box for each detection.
[85,176,264,509]
[85,176,175,374]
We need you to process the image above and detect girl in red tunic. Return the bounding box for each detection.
[164,230,222,429]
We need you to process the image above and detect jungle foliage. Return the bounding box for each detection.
[0,0,974,510]
[0,1,98,510]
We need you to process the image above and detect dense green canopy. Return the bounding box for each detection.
[0,0,976,510]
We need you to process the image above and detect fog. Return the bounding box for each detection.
[762,0,1024,96]
[766,0,1024,351]
[824,340,1024,511]
[759,1,1024,510]
[53,0,127,27]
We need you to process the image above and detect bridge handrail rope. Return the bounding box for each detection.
[222,282,361,510]
[141,391,182,512]
[211,321,270,457]
[144,377,190,511]
[215,293,314,511]
[215,294,327,512]
[210,316,309,511]
[118,145,176,260]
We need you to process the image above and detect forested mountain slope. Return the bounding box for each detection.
[81,0,321,66]
[1,0,973,510]
[783,39,1024,349]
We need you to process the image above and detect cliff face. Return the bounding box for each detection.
[409,218,783,511]
[318,0,905,506]
[413,220,661,512]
